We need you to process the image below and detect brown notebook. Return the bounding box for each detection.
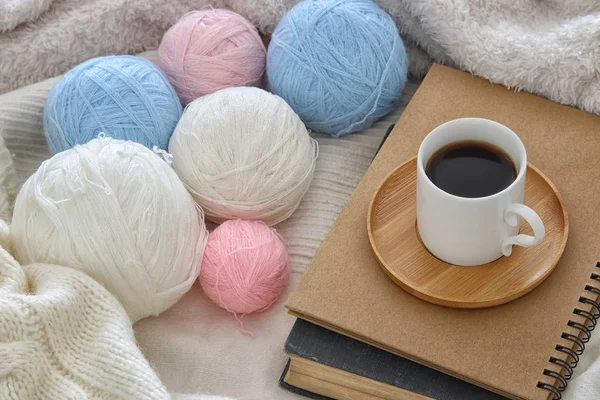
[286,64,600,400]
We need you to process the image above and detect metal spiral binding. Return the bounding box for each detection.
[537,262,600,399]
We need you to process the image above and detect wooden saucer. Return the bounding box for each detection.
[367,157,569,309]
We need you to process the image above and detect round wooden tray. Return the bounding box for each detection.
[367,157,569,309]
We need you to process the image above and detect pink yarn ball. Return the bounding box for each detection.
[158,9,266,104]
[199,220,290,315]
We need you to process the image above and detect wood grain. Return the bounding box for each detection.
[367,157,569,308]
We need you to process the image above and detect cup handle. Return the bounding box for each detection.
[501,203,545,256]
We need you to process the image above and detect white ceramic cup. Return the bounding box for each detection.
[416,118,545,266]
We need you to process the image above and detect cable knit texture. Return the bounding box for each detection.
[0,87,232,399]
[0,115,223,399]
[0,227,234,400]
[0,247,172,399]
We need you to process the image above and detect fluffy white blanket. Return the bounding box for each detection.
[2,0,600,118]
[2,1,600,399]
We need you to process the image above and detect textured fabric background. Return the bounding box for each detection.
[0,50,417,399]
[0,0,431,94]
[3,0,600,120]
[1,50,598,398]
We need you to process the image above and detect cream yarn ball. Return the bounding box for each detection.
[169,87,318,225]
[11,137,207,323]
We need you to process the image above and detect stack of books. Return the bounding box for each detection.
[280,65,600,400]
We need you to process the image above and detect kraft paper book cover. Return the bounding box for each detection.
[286,64,600,400]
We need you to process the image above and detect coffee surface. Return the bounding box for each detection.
[425,141,516,198]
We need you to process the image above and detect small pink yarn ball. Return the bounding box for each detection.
[158,9,267,104]
[199,220,290,315]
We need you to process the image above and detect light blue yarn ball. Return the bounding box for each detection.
[267,0,408,137]
[44,55,182,153]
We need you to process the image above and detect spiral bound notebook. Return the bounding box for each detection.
[286,64,600,400]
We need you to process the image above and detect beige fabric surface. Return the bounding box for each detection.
[3,51,595,399]
[0,50,418,398]
[135,98,419,398]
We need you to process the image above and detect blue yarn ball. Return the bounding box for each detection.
[267,0,408,137]
[44,55,182,153]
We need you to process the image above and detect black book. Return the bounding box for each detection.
[280,318,508,400]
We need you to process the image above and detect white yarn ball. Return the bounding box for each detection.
[169,86,318,226]
[11,137,207,323]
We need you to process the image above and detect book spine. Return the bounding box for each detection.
[537,262,600,399]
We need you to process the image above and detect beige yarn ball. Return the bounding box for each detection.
[11,137,207,322]
[169,87,318,225]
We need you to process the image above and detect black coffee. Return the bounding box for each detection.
[425,141,516,198]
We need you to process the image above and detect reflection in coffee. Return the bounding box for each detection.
[425,141,516,198]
